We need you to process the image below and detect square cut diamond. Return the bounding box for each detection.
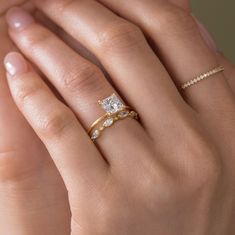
[99,94,124,114]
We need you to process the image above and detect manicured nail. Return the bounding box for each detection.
[6,7,35,31]
[4,52,28,77]
[192,15,218,53]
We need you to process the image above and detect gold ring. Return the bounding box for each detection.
[88,94,138,141]
[181,65,224,90]
[87,106,132,134]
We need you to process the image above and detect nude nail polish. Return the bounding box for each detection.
[4,52,28,77]
[6,7,35,31]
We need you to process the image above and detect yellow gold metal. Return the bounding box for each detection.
[181,65,224,90]
[88,106,132,134]
[88,113,108,134]
[89,109,138,142]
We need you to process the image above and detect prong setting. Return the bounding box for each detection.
[99,94,124,114]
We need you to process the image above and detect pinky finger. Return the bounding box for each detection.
[4,52,108,196]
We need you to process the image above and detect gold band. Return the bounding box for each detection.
[181,65,224,90]
[87,106,132,134]
[89,108,138,141]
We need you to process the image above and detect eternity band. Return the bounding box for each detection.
[181,65,224,90]
[89,109,138,141]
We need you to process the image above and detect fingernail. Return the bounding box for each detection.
[6,7,35,31]
[192,15,218,53]
[4,52,28,77]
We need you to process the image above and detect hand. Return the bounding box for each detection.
[4,0,235,235]
[30,0,235,91]
[0,1,70,234]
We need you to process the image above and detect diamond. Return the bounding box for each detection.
[103,118,114,127]
[130,111,138,119]
[99,94,124,114]
[91,130,100,140]
[118,110,129,118]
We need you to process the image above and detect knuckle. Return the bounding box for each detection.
[156,6,197,36]
[184,139,221,190]
[174,117,222,191]
[95,20,145,53]
[0,148,40,183]
[61,63,106,95]
[0,149,24,182]
[39,107,75,138]
[14,80,43,105]
[21,26,52,50]
[50,0,75,13]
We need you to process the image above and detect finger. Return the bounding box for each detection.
[4,52,108,195]
[19,1,110,73]
[0,31,70,235]
[6,7,114,128]
[35,10,105,70]
[169,0,191,10]
[32,0,188,135]
[191,14,235,94]
[94,0,235,113]
[168,7,235,95]
[6,8,152,171]
[217,53,235,92]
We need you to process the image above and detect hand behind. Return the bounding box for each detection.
[0,1,70,234]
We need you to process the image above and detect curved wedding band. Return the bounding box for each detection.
[181,65,225,90]
[88,94,139,141]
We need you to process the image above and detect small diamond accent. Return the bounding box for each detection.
[103,118,114,127]
[118,110,129,118]
[91,130,100,140]
[99,94,124,114]
[130,111,138,119]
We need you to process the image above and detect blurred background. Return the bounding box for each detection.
[191,0,235,63]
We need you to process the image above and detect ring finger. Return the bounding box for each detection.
[6,7,155,169]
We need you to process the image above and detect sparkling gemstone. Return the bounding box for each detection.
[130,111,138,119]
[118,110,129,118]
[103,118,114,127]
[99,94,124,114]
[91,130,100,140]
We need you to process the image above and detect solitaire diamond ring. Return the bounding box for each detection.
[88,94,138,141]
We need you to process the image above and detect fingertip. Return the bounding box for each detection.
[6,7,35,32]
[4,52,29,77]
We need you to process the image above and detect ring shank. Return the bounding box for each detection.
[181,65,225,90]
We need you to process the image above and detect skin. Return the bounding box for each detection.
[0,0,235,234]
[0,1,71,235]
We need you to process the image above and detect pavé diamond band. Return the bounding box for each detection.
[181,65,224,90]
[88,94,138,141]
